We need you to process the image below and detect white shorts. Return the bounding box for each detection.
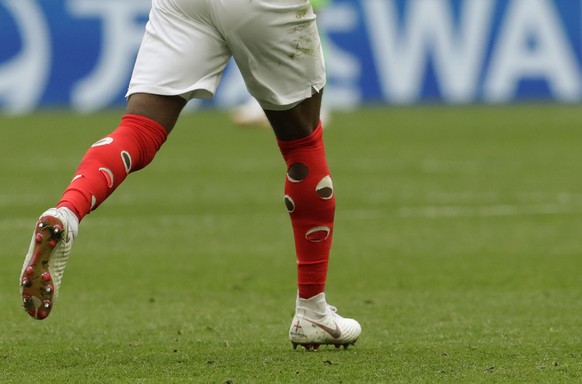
[127,0,326,111]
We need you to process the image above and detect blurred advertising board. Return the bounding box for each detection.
[2,0,582,113]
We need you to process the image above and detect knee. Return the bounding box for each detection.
[126,93,186,133]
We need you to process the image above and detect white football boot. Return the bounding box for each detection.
[289,292,361,351]
[20,207,78,320]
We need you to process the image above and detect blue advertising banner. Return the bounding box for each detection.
[2,0,582,113]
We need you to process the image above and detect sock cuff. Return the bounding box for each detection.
[276,122,323,153]
[121,114,168,145]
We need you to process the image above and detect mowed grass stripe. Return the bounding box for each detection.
[1,105,581,383]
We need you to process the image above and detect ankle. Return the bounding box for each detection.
[296,292,329,317]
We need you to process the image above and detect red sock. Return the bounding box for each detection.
[57,114,168,221]
[277,123,335,299]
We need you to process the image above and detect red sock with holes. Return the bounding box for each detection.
[277,123,335,299]
[57,114,168,221]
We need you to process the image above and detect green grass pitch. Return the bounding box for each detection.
[1,105,582,383]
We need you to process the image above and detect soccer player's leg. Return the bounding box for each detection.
[222,0,361,349]
[266,95,361,350]
[20,94,185,320]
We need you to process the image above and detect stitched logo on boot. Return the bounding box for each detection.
[304,318,342,339]
[290,319,305,338]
